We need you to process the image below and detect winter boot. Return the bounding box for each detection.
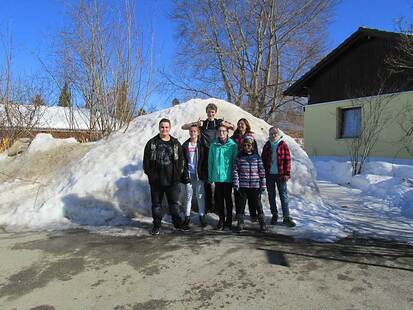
[181,216,190,231]
[270,214,278,225]
[236,215,245,232]
[224,216,233,231]
[283,216,296,227]
[258,214,267,232]
[216,218,224,230]
[151,225,160,236]
[199,215,207,228]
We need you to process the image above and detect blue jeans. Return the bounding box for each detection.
[266,174,289,218]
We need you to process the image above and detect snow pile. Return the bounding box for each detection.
[0,104,91,130]
[312,157,413,218]
[0,99,346,241]
[28,133,78,153]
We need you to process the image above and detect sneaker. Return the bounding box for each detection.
[181,216,190,231]
[236,220,244,232]
[151,226,160,235]
[270,214,278,225]
[199,215,207,228]
[216,219,224,230]
[259,221,267,232]
[283,217,296,227]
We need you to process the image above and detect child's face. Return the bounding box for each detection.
[207,108,216,119]
[189,127,199,139]
[217,127,228,140]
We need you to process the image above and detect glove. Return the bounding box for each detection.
[276,175,289,182]
[234,186,239,192]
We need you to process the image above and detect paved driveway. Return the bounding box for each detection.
[1,229,412,310]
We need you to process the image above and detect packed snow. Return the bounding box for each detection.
[313,157,413,244]
[0,99,346,241]
[0,104,90,130]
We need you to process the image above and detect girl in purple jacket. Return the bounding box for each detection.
[232,135,267,232]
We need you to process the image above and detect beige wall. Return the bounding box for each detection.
[304,91,413,159]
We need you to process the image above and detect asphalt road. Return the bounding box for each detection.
[1,228,412,310]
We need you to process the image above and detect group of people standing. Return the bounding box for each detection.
[143,103,296,236]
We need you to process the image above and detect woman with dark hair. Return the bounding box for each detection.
[231,118,258,221]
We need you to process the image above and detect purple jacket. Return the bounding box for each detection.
[233,152,266,189]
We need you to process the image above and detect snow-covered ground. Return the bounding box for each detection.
[0,99,411,244]
[0,99,345,241]
[313,157,413,243]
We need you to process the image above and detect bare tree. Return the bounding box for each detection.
[345,85,397,175]
[57,0,154,137]
[168,0,335,119]
[0,30,49,151]
[396,102,413,157]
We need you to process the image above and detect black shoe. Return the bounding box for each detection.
[259,221,267,232]
[236,220,244,232]
[181,216,190,231]
[224,219,232,231]
[199,215,207,228]
[250,215,258,223]
[283,217,296,227]
[270,214,278,225]
[151,226,160,235]
[216,219,224,230]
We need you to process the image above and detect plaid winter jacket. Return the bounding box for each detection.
[261,139,291,179]
[233,153,266,190]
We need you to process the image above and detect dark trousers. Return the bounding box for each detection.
[150,183,182,228]
[204,181,214,213]
[214,182,233,224]
[235,189,260,218]
[237,188,264,222]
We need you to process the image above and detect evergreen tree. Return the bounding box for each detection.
[58,82,72,107]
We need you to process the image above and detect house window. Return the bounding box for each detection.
[338,107,361,138]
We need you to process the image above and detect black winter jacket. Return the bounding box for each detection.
[143,135,186,186]
[182,138,208,182]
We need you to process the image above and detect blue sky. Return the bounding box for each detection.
[0,0,412,108]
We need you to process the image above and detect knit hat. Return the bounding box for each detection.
[243,134,255,144]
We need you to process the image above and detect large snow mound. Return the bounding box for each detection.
[0,99,345,241]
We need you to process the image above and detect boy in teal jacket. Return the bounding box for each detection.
[208,125,238,230]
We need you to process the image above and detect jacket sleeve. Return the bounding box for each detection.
[232,158,240,189]
[258,157,266,189]
[180,143,189,184]
[261,142,270,174]
[278,141,291,178]
[208,146,214,183]
[143,140,151,175]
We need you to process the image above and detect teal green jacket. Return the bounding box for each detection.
[208,138,238,183]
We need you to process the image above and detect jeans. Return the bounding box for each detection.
[266,174,289,218]
[150,183,182,228]
[214,182,233,225]
[184,175,205,217]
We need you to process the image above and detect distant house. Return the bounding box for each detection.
[284,27,413,159]
[0,104,102,144]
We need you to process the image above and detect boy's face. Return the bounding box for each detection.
[159,122,171,137]
[206,108,216,120]
[189,127,199,139]
[217,126,228,140]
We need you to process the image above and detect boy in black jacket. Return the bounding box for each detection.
[143,118,186,235]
